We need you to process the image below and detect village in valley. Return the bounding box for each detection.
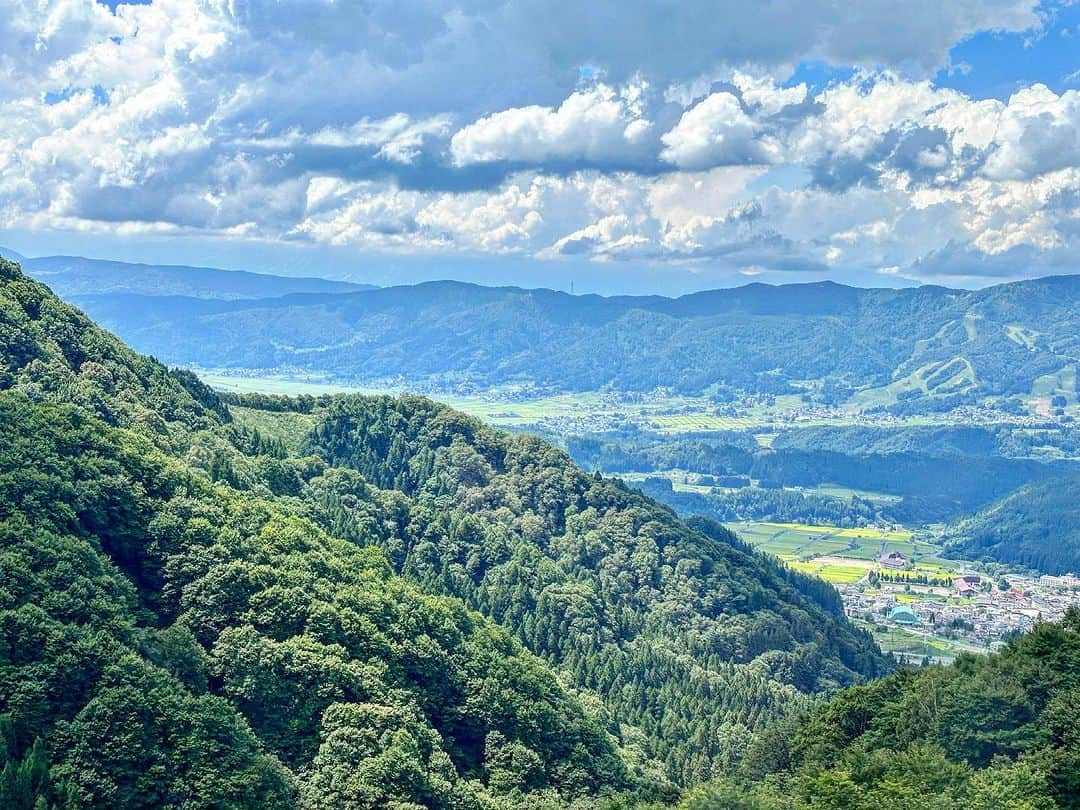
[727,521,1080,663]
[838,556,1080,662]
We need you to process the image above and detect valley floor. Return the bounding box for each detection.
[195,370,1075,438]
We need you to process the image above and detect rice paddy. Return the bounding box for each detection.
[727,521,960,583]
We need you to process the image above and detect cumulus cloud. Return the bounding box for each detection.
[981,85,1080,180]
[450,81,653,166]
[660,91,782,169]
[0,0,1076,284]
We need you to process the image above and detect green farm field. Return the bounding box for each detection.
[727,521,961,583]
[855,621,985,662]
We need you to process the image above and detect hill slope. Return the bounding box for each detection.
[0,257,889,805]
[0,258,631,807]
[684,611,1080,808]
[298,395,888,783]
[942,474,1080,575]
[57,270,1080,407]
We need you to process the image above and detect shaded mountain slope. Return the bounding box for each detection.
[942,473,1080,575]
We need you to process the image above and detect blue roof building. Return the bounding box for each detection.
[888,605,920,625]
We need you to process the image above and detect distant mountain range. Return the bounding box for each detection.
[6,249,374,300]
[6,250,1079,409]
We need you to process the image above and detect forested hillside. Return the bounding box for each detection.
[0,257,889,806]
[942,474,1080,575]
[51,271,1080,406]
[567,432,1079,524]
[681,611,1080,808]
[0,257,636,807]
[299,397,887,783]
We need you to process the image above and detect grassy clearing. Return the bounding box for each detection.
[1030,364,1077,412]
[753,432,776,448]
[229,406,320,453]
[800,484,902,504]
[854,621,981,661]
[1005,324,1039,350]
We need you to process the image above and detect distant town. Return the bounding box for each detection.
[840,562,1080,662]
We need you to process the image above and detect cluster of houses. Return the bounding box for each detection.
[839,568,1080,651]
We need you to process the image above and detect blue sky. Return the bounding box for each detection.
[938,2,1080,97]
[0,0,1077,293]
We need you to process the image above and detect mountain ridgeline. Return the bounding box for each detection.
[9,251,374,300]
[45,267,1080,407]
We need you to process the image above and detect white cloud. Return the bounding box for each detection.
[450,81,652,165]
[242,113,453,163]
[981,85,1080,180]
[731,72,808,116]
[0,0,1075,284]
[660,91,782,169]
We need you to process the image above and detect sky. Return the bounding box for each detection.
[0,0,1077,294]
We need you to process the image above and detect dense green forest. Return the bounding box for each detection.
[567,435,757,478]
[942,474,1080,575]
[771,424,1080,461]
[566,431,1078,525]
[0,257,640,807]
[0,257,889,805]
[770,426,1005,457]
[747,449,1076,522]
[636,478,887,528]
[678,611,1080,809]
[297,396,887,784]
[49,269,1080,405]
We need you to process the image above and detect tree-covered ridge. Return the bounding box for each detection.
[941,474,1080,575]
[301,395,889,784]
[567,429,1079,525]
[0,259,635,808]
[683,610,1080,809]
[0,389,635,808]
[0,257,228,445]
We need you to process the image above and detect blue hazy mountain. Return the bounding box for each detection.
[8,250,374,300]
